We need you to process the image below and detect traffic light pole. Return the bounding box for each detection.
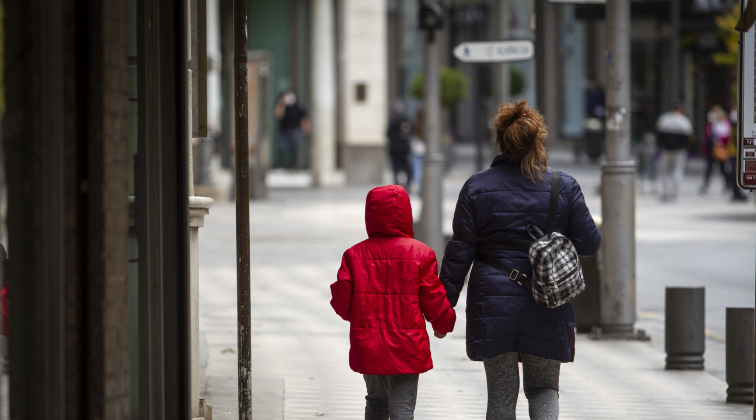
[233,0,252,417]
[420,26,444,262]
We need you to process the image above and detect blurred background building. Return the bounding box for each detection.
[202,0,739,192]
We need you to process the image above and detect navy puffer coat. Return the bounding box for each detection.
[440,156,601,363]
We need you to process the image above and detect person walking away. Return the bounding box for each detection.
[409,135,426,195]
[699,105,731,195]
[387,105,413,189]
[331,185,456,420]
[409,108,427,195]
[656,104,693,202]
[275,90,310,169]
[440,100,601,420]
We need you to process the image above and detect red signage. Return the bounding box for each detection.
[746,161,756,173]
[744,173,756,186]
[746,151,756,158]
[746,138,756,147]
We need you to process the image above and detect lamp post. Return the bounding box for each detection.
[598,0,645,340]
[418,1,445,261]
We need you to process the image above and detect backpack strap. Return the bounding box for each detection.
[546,169,561,234]
[477,254,532,292]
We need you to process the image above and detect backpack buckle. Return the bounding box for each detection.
[509,269,521,283]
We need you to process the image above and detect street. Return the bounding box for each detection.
[197,147,754,419]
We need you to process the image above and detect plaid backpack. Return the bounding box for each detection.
[451,170,585,309]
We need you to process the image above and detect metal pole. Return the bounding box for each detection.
[669,0,681,108]
[420,26,444,261]
[535,0,544,111]
[599,0,637,336]
[233,0,252,417]
[420,30,444,259]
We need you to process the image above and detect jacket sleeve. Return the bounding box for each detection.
[439,180,477,308]
[330,252,353,322]
[565,177,601,256]
[419,252,456,334]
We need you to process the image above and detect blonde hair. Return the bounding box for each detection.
[492,99,548,182]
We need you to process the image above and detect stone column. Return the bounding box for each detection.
[339,0,388,185]
[189,196,214,419]
[310,0,338,186]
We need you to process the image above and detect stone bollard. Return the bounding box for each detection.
[665,287,705,370]
[726,308,754,404]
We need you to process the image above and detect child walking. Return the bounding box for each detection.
[331,185,456,420]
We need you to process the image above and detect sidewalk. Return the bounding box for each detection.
[197,150,753,419]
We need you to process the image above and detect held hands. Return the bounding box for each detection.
[434,331,447,339]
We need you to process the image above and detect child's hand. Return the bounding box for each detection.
[434,331,447,339]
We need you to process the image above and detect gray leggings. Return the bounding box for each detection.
[363,374,419,420]
[483,352,560,420]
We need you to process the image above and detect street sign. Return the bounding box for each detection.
[453,40,535,63]
[738,5,756,190]
[547,0,605,3]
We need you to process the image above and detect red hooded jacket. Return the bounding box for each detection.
[331,185,456,375]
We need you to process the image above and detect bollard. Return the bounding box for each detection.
[726,308,754,404]
[665,287,705,370]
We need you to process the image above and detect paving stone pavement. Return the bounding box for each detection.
[198,156,753,419]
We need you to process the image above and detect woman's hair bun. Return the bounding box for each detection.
[491,99,548,182]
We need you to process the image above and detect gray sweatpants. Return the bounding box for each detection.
[483,352,560,420]
[363,374,419,420]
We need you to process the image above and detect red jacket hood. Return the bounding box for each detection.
[365,185,414,239]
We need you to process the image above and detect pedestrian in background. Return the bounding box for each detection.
[441,100,601,420]
[699,105,731,195]
[410,108,427,195]
[656,104,693,202]
[387,104,413,189]
[275,90,309,169]
[409,135,426,195]
[331,185,456,420]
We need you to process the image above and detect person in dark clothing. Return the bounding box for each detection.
[440,100,601,419]
[275,90,309,169]
[386,105,413,189]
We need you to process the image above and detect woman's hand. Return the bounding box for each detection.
[434,331,447,339]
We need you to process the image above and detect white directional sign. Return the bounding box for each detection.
[547,0,605,3]
[453,40,535,63]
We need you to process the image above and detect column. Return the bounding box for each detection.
[339,0,389,185]
[310,0,338,186]
[189,196,214,419]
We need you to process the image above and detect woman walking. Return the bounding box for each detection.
[699,105,731,195]
[440,100,601,419]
